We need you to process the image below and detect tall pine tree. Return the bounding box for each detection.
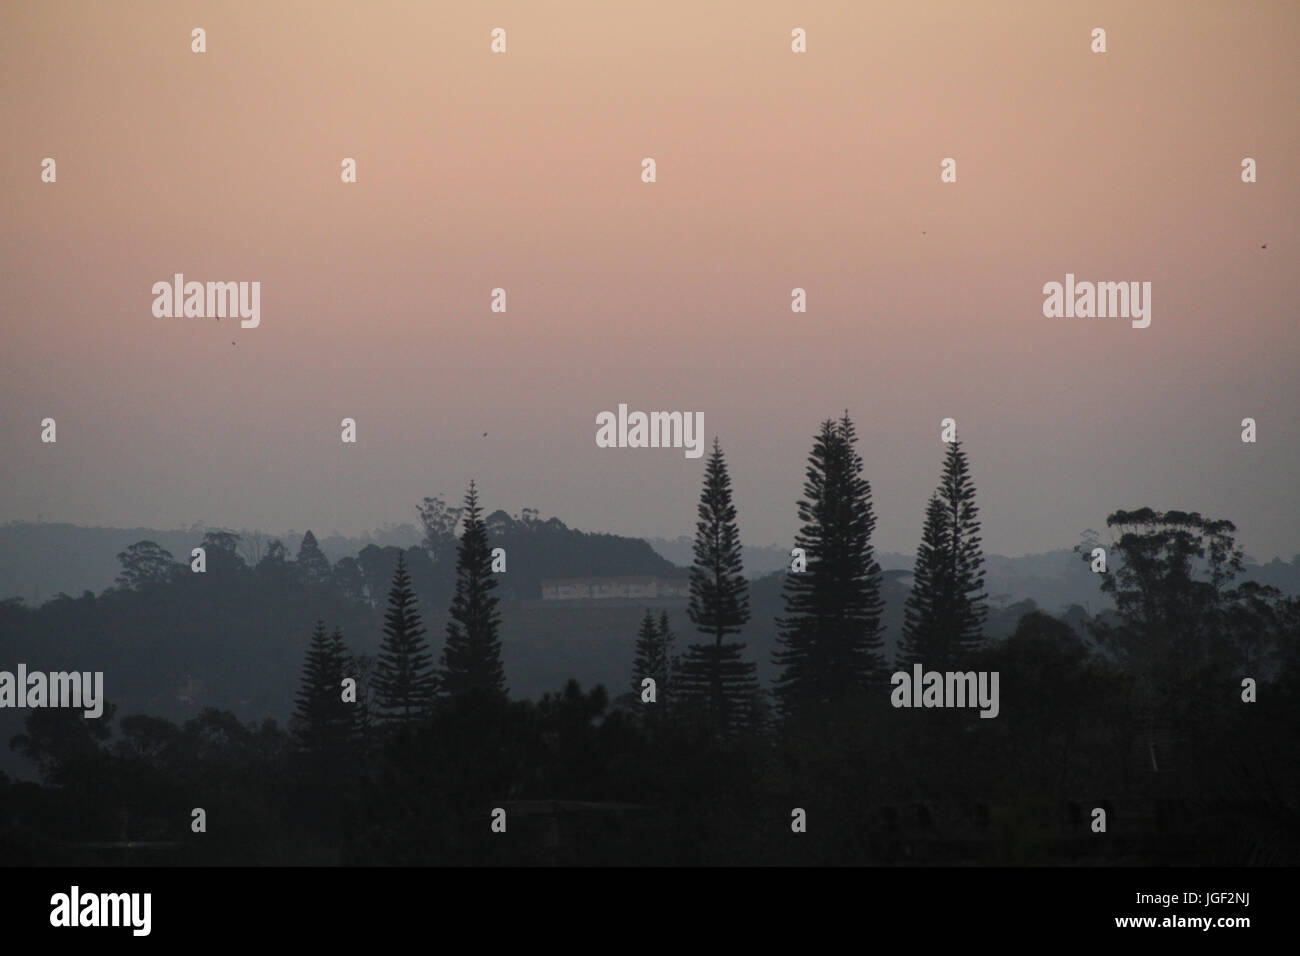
[897,496,953,667]
[343,650,375,752]
[896,439,988,669]
[632,611,662,695]
[374,555,437,724]
[440,481,507,700]
[293,620,352,752]
[631,610,676,703]
[679,439,757,735]
[773,414,887,727]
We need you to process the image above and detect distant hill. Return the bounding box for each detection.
[3,521,1296,614]
[643,536,913,577]
[644,535,1299,613]
[645,533,1119,612]
[0,518,680,605]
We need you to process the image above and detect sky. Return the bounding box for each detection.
[2,0,1297,561]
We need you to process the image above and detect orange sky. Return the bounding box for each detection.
[2,0,1297,559]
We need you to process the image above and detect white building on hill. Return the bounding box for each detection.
[540,575,689,601]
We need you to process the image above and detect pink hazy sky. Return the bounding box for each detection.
[2,0,1297,560]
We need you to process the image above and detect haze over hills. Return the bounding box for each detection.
[0,512,1295,795]
[3,520,1299,614]
[0,517,1066,783]
[642,535,1300,614]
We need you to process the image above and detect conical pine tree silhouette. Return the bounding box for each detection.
[440,481,507,701]
[293,620,352,752]
[679,438,757,735]
[897,439,988,669]
[773,413,886,728]
[373,556,437,723]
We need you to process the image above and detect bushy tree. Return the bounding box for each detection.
[114,540,181,590]
[296,531,333,589]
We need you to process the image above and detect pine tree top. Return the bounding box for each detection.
[688,437,750,639]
